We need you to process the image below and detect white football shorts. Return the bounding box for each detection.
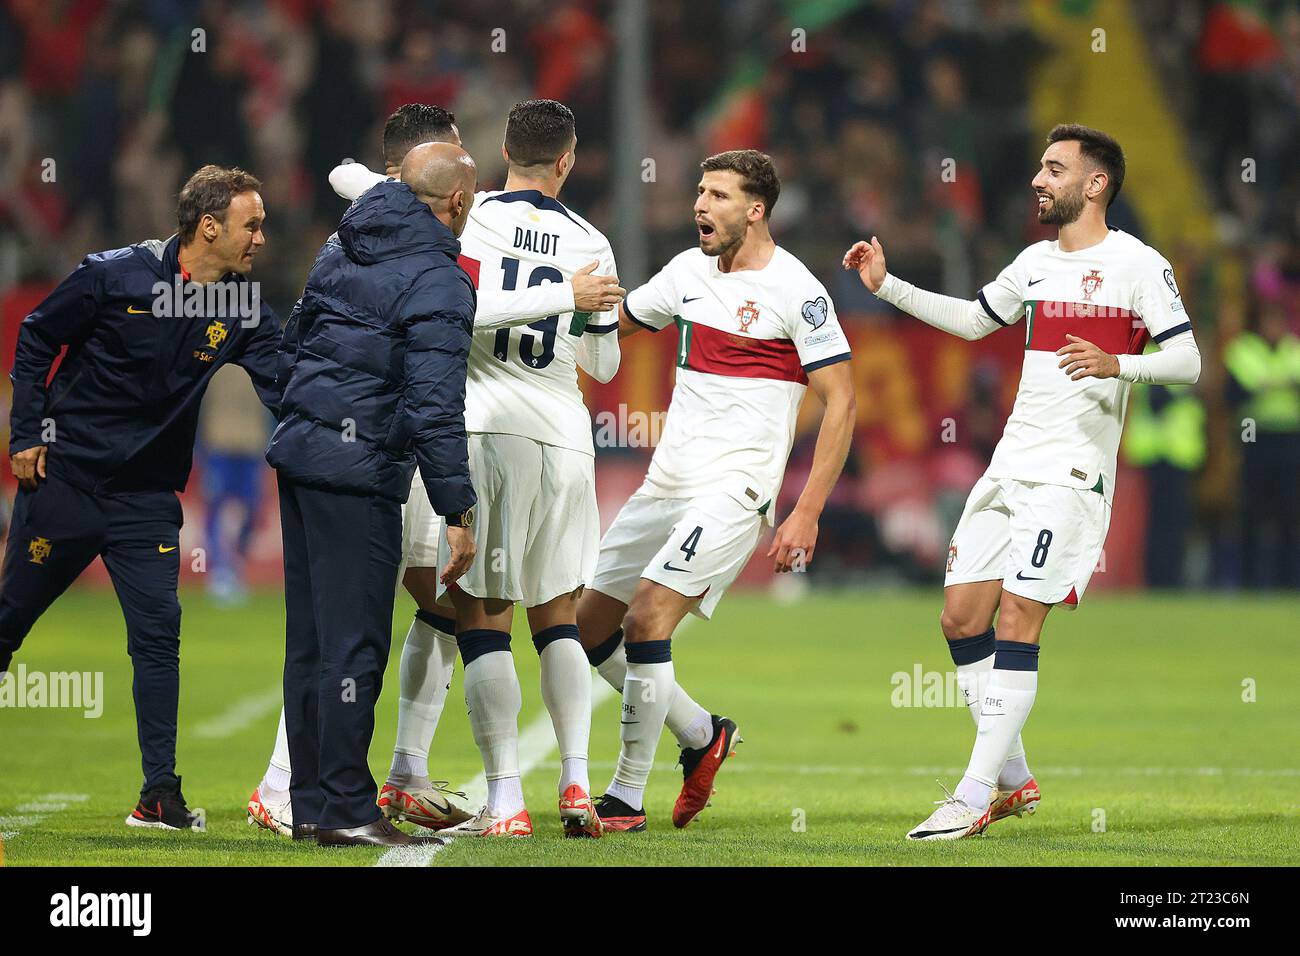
[402,470,444,570]
[591,491,764,620]
[434,432,599,608]
[944,475,1111,608]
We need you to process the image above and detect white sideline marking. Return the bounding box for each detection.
[375,681,617,867]
[193,686,283,739]
[0,792,89,841]
[534,760,1300,779]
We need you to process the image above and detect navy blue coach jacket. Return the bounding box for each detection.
[9,236,281,494]
[267,180,477,516]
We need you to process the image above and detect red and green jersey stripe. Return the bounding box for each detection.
[673,316,808,383]
[1023,299,1149,355]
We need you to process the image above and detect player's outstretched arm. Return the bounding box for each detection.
[843,236,1003,341]
[767,358,856,573]
[576,316,620,383]
[1058,331,1201,384]
[616,300,646,338]
[329,162,388,201]
[574,252,623,383]
[475,261,624,331]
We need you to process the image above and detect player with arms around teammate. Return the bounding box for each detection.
[844,124,1201,840]
[582,150,857,831]
[246,103,624,837]
[424,99,623,839]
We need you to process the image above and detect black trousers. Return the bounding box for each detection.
[1240,431,1300,589]
[277,474,402,830]
[0,474,183,793]
[1144,462,1192,589]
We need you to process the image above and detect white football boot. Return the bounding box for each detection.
[247,786,292,837]
[906,783,990,841]
[440,805,533,837]
[377,780,472,830]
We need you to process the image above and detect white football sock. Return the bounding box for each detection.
[538,636,592,794]
[605,779,644,809]
[593,639,711,750]
[959,667,1038,810]
[999,752,1032,789]
[955,653,1031,789]
[593,639,628,693]
[463,648,522,811]
[389,752,426,784]
[675,702,713,751]
[610,653,675,811]
[389,615,457,788]
[262,709,292,796]
[486,775,524,818]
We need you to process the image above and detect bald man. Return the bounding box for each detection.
[267,143,480,847]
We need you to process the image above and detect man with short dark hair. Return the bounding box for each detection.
[1,164,282,829]
[845,124,1200,841]
[580,148,857,832]
[421,96,625,839]
[381,103,459,171]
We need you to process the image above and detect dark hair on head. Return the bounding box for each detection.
[177,165,262,243]
[504,99,576,168]
[699,149,781,219]
[383,103,458,167]
[1047,123,1125,207]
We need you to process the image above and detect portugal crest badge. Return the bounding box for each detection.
[28,537,52,565]
[736,300,760,333]
[204,320,229,350]
[1080,269,1104,302]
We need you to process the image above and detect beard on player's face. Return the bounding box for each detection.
[1036,181,1087,225]
[697,211,746,256]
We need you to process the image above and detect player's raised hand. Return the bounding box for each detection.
[1057,334,1120,381]
[842,236,887,293]
[768,508,818,573]
[571,261,626,313]
[11,445,47,491]
[440,525,477,586]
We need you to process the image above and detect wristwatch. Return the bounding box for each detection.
[445,506,475,529]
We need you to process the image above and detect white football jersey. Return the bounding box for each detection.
[625,245,852,522]
[457,189,619,456]
[977,228,1194,501]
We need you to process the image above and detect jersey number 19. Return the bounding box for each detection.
[492,255,561,370]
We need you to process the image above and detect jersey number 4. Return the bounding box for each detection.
[492,256,561,370]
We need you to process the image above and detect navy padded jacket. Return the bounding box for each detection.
[267,181,477,514]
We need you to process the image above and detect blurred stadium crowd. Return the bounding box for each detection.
[1,0,1296,594]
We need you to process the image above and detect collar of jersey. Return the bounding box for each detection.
[480,190,587,233]
[1051,228,1118,257]
[708,243,782,278]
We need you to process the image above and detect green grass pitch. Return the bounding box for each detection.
[1,587,1296,866]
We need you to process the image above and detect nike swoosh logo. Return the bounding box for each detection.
[1014,571,1042,580]
[682,296,702,303]
[661,562,690,572]
[126,305,152,314]
[713,731,727,760]
[620,720,638,725]
[1027,278,1046,287]
[159,545,177,553]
